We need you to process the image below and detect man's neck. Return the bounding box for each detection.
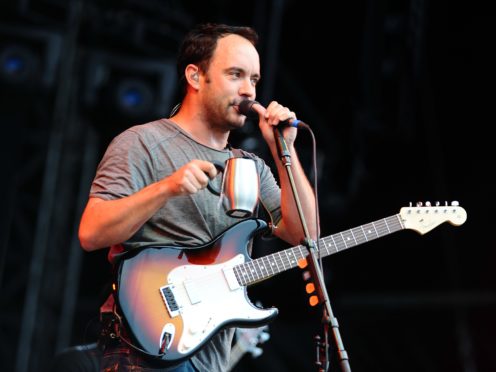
[170,108,229,151]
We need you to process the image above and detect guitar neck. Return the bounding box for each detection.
[234,213,404,286]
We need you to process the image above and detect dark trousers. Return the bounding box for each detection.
[49,343,102,371]
[101,343,198,372]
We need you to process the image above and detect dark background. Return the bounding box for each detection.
[0,1,493,371]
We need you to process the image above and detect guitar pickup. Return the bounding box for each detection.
[160,285,180,318]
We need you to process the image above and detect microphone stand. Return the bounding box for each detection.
[273,127,351,372]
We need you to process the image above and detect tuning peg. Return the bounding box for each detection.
[435,201,440,206]
[451,201,459,206]
[416,201,423,207]
[425,201,431,206]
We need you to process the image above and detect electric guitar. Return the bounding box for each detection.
[114,203,467,365]
[227,325,270,371]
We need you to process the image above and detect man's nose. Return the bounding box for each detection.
[239,78,256,98]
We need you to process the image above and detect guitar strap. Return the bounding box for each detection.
[98,293,121,350]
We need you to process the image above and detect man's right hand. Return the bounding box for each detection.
[162,159,218,196]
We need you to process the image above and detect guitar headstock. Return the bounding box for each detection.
[400,201,467,235]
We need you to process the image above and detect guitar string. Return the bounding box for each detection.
[167,209,452,317]
[235,214,405,286]
[193,213,404,291]
[234,206,464,287]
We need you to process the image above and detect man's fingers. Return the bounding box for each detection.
[264,101,297,126]
[194,159,218,179]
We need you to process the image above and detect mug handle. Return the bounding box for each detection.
[207,160,225,195]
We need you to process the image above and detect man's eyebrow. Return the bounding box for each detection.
[226,66,261,79]
[225,66,244,73]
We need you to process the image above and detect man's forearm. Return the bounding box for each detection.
[272,145,317,245]
[78,181,171,251]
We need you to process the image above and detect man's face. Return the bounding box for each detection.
[200,34,260,130]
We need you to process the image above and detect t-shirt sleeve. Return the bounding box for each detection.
[256,156,282,226]
[90,129,155,200]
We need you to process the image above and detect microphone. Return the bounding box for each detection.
[238,100,309,129]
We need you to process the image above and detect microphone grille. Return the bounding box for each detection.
[238,100,259,118]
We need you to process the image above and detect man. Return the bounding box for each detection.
[79,23,316,371]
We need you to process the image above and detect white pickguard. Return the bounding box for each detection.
[166,254,277,354]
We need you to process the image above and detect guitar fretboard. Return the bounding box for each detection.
[233,214,404,286]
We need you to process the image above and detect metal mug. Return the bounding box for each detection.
[208,157,259,218]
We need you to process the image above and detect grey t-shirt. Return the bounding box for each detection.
[89,118,282,371]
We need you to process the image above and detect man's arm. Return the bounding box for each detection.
[255,101,317,246]
[78,160,217,251]
[270,144,317,245]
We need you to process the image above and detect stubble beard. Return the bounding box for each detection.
[206,100,246,132]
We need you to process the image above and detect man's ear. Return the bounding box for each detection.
[185,64,200,89]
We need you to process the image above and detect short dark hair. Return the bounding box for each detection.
[176,23,258,96]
